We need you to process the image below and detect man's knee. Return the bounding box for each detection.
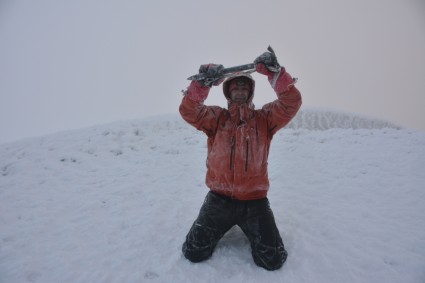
[252,242,288,271]
[182,240,214,263]
[182,222,218,263]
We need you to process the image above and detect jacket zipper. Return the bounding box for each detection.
[245,137,249,172]
[230,137,235,171]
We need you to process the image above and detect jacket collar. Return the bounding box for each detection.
[228,102,255,125]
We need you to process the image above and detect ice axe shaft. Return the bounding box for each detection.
[187,63,256,82]
[187,46,281,84]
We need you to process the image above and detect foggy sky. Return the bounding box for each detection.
[1,0,424,144]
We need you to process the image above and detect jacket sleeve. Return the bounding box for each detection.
[262,70,302,135]
[179,82,223,137]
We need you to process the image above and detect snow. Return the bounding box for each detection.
[1,108,425,283]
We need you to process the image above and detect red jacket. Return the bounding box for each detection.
[180,71,302,200]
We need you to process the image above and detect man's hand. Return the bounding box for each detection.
[198,64,225,87]
[254,46,282,75]
[183,64,224,102]
[254,47,296,93]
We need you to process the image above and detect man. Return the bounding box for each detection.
[179,49,302,270]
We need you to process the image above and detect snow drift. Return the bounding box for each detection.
[1,109,424,283]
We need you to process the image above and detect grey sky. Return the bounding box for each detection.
[1,0,424,144]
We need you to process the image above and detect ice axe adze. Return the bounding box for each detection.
[187,46,281,86]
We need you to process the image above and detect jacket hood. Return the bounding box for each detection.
[223,72,256,105]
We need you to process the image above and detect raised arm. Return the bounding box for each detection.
[179,64,225,137]
[254,50,302,135]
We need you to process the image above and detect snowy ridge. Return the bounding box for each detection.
[1,110,425,283]
[286,108,401,130]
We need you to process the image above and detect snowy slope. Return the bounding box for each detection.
[1,109,424,283]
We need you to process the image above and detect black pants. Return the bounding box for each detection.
[182,191,288,271]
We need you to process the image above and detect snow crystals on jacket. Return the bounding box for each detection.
[180,72,302,200]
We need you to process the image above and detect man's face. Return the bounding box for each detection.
[230,86,250,104]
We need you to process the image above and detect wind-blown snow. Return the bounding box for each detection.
[1,109,424,283]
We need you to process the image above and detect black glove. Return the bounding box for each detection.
[254,46,281,72]
[198,64,224,87]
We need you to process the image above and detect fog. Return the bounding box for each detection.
[1,0,424,143]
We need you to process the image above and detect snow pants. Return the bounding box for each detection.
[182,191,288,271]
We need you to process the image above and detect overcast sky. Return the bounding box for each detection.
[1,0,424,144]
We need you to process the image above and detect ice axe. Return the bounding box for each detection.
[187,46,281,86]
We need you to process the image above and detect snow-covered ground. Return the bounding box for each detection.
[1,109,424,283]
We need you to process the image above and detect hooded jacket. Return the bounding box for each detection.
[179,71,302,200]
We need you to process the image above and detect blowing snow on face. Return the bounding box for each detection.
[1,109,424,283]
